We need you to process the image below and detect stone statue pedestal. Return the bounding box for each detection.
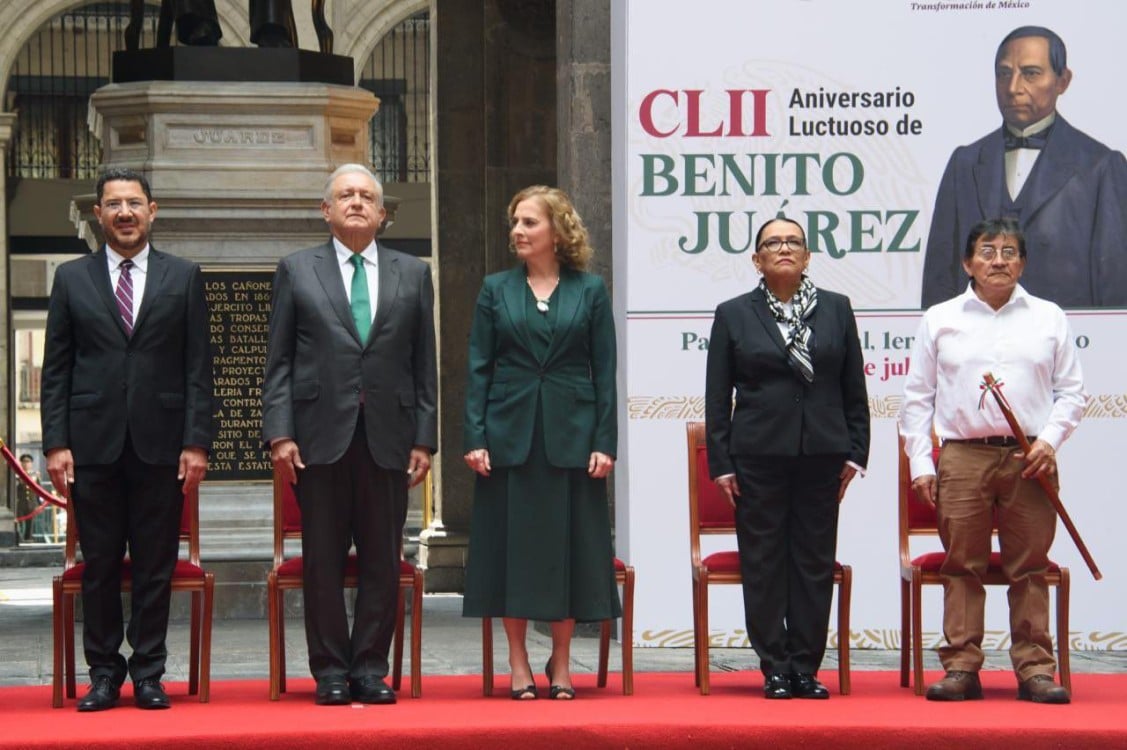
[73,79,381,616]
[113,48,354,86]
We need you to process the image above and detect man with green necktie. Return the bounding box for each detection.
[262,163,437,706]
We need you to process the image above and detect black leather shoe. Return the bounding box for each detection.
[315,677,351,706]
[349,676,397,705]
[77,675,120,712]
[133,679,171,709]
[764,673,792,699]
[790,673,830,699]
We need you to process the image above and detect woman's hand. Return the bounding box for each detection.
[588,451,615,479]
[464,448,492,477]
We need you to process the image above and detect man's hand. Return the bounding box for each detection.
[838,463,858,502]
[178,447,209,495]
[271,439,305,485]
[1016,438,1057,480]
[588,451,615,479]
[911,474,938,507]
[715,474,740,508]
[463,448,491,477]
[407,446,432,488]
[45,448,74,500]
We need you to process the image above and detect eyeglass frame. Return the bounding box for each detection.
[757,238,807,254]
[974,245,1022,262]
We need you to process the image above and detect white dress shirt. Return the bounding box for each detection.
[1005,112,1055,200]
[899,283,1087,480]
[106,244,150,322]
[333,236,379,328]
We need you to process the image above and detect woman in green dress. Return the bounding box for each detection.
[462,186,620,701]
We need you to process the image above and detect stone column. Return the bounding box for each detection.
[425,0,557,591]
[0,112,17,546]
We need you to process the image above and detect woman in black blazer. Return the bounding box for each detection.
[704,217,870,700]
[462,186,620,701]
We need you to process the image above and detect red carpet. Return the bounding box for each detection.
[3,671,1124,749]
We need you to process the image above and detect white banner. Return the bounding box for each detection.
[612,0,1126,651]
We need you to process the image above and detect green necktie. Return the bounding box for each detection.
[349,253,371,343]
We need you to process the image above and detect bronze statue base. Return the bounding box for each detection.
[112,48,353,85]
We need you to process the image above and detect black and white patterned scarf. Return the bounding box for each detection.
[760,275,817,383]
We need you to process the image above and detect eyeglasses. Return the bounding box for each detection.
[975,245,1021,261]
[758,238,806,254]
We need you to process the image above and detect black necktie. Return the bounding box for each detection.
[1004,129,1049,151]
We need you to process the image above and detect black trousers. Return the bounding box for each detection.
[295,414,408,681]
[71,435,183,685]
[731,454,842,677]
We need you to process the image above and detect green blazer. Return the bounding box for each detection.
[463,265,617,468]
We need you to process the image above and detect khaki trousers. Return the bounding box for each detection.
[935,442,1058,680]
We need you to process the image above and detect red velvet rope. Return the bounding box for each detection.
[1,440,67,509]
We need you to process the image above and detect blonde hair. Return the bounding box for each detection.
[508,185,594,271]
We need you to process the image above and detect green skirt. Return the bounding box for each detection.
[462,411,622,623]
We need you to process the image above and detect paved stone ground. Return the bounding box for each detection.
[2,565,1123,689]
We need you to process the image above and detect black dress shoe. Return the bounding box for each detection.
[77,675,120,712]
[790,673,830,699]
[315,677,351,706]
[764,673,792,699]
[349,676,397,705]
[133,679,171,709]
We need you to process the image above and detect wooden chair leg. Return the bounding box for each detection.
[482,617,493,697]
[63,592,77,700]
[698,573,711,696]
[51,578,64,708]
[621,566,635,696]
[836,564,851,696]
[199,574,214,703]
[1057,568,1071,694]
[268,578,282,700]
[911,573,924,696]
[392,582,406,691]
[899,576,911,688]
[597,620,611,688]
[188,590,201,696]
[410,570,423,698]
[691,577,701,688]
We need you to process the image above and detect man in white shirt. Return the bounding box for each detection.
[921,25,1127,308]
[901,218,1086,704]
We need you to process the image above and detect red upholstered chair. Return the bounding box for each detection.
[268,471,423,700]
[898,431,1071,695]
[686,421,852,696]
[481,559,635,696]
[50,486,214,708]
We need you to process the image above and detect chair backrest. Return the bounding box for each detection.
[62,484,201,570]
[686,421,736,568]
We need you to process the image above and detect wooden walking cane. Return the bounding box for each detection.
[981,372,1102,580]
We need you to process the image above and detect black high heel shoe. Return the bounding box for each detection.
[510,684,537,700]
[545,658,576,700]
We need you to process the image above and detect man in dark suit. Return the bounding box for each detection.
[705,217,869,699]
[41,167,214,711]
[922,25,1127,308]
[262,163,437,706]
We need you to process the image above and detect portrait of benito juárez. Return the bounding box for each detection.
[921,25,1127,309]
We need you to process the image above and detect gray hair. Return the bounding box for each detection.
[323,163,383,205]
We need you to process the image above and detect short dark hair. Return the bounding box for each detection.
[964,217,1026,261]
[996,26,1067,76]
[96,167,153,203]
[19,453,33,462]
[754,216,806,252]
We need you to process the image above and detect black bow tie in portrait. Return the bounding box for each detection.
[1004,128,1050,151]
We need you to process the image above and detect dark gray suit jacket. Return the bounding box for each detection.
[40,248,215,466]
[704,287,870,479]
[922,116,1127,308]
[261,240,438,468]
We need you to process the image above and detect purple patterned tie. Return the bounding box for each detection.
[116,259,134,335]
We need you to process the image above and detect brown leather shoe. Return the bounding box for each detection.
[1017,674,1070,704]
[925,670,983,701]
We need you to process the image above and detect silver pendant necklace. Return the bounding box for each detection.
[527,276,559,314]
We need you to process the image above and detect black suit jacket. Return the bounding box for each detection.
[261,240,438,468]
[922,115,1127,308]
[704,287,869,479]
[40,248,215,465]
